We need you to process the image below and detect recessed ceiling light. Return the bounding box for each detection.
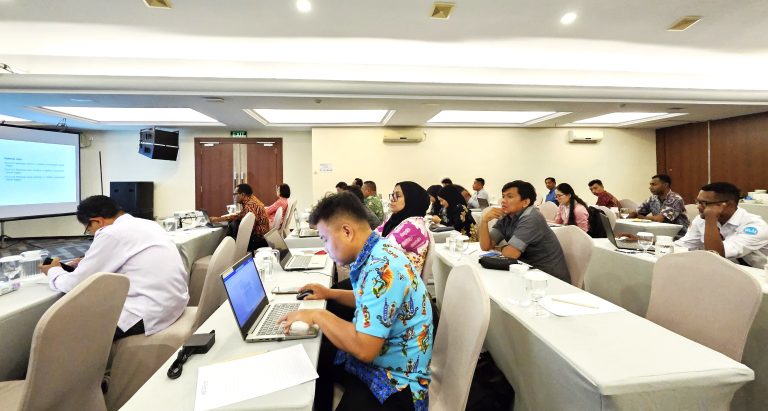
[38,107,223,125]
[668,16,701,31]
[296,0,312,13]
[560,12,578,25]
[569,112,687,126]
[427,110,570,125]
[143,0,172,9]
[245,109,392,126]
[431,2,455,19]
[0,114,31,122]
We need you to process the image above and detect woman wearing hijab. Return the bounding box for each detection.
[427,184,443,217]
[436,184,476,236]
[376,181,431,275]
[554,182,590,232]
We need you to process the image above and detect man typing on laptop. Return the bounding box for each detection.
[278,192,433,411]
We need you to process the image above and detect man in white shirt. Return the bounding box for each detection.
[676,182,768,268]
[468,177,490,209]
[41,195,189,339]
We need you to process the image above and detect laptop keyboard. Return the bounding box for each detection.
[287,255,313,268]
[256,303,300,335]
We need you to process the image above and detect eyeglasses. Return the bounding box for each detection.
[388,192,402,202]
[695,199,728,206]
[83,220,93,235]
[555,193,568,198]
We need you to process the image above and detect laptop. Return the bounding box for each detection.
[298,227,319,238]
[477,198,490,209]
[599,213,653,251]
[199,209,228,228]
[221,254,317,342]
[264,229,328,271]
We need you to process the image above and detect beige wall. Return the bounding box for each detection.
[5,129,312,238]
[311,127,656,205]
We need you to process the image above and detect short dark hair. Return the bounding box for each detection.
[309,192,370,226]
[335,181,348,189]
[652,174,672,185]
[235,183,253,196]
[76,195,121,225]
[353,178,363,187]
[701,182,741,202]
[475,178,485,186]
[545,177,556,184]
[343,185,365,202]
[278,183,291,198]
[363,180,377,192]
[441,178,453,185]
[588,179,603,187]
[502,180,537,205]
[453,185,468,194]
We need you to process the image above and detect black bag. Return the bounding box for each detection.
[587,206,607,238]
[466,352,515,411]
[479,255,518,270]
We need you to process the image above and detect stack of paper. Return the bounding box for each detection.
[539,293,625,317]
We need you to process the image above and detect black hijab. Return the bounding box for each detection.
[439,184,475,233]
[427,184,443,216]
[381,181,430,237]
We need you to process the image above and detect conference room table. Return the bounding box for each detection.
[741,202,768,222]
[583,239,768,410]
[121,250,332,411]
[613,218,683,237]
[432,243,754,410]
[284,230,323,249]
[167,226,227,272]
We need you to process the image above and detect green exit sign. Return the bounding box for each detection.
[230,130,247,137]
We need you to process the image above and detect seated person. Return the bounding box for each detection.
[281,193,433,411]
[628,174,689,236]
[467,177,490,209]
[336,181,348,193]
[588,179,620,208]
[479,180,571,283]
[433,184,476,237]
[351,178,364,188]
[362,180,386,224]
[426,185,443,217]
[440,177,452,187]
[210,183,270,250]
[343,185,381,228]
[265,183,290,226]
[544,177,558,204]
[676,182,768,268]
[41,195,189,340]
[554,183,590,232]
[377,181,431,274]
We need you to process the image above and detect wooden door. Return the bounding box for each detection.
[245,140,283,205]
[195,140,235,215]
[656,123,708,203]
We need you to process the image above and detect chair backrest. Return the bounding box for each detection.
[553,225,594,288]
[619,198,639,210]
[20,273,129,411]
[193,236,236,330]
[234,211,255,260]
[646,251,762,361]
[271,206,284,230]
[429,265,490,411]
[684,204,699,224]
[595,205,617,230]
[280,200,297,238]
[420,230,437,283]
[538,201,558,222]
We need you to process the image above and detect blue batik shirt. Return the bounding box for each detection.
[334,232,433,410]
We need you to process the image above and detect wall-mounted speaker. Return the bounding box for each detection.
[139,128,179,161]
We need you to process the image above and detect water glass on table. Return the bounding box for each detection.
[655,235,674,257]
[508,263,530,306]
[619,208,630,219]
[637,231,655,254]
[0,255,23,295]
[525,271,549,317]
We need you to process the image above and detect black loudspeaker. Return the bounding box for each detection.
[110,182,154,220]
[139,128,179,161]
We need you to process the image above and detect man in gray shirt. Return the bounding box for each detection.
[479,180,571,283]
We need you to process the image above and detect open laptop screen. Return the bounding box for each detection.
[223,256,268,328]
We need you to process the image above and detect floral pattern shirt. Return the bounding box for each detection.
[335,233,433,410]
[637,190,689,236]
[375,216,431,276]
[595,191,620,208]
[365,195,386,225]
[220,195,270,237]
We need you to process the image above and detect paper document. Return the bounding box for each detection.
[193,344,319,411]
[539,293,625,317]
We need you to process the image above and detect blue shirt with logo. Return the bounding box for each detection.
[335,232,433,410]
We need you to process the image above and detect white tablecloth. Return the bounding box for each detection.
[433,243,754,410]
[284,231,323,249]
[168,227,227,272]
[741,203,768,222]
[614,219,683,237]
[584,239,768,410]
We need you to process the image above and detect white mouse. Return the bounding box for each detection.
[289,321,310,334]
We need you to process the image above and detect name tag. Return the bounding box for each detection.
[744,227,759,235]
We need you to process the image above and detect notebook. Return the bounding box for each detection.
[298,228,319,238]
[220,254,316,342]
[264,229,328,271]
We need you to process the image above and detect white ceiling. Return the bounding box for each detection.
[1,0,768,131]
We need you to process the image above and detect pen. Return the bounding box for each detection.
[551,297,599,309]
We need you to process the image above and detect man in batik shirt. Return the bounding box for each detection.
[629,174,689,237]
[362,180,386,224]
[281,192,433,411]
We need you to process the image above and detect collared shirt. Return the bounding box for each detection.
[335,232,433,411]
[375,216,430,275]
[365,195,386,225]
[545,188,557,204]
[265,197,288,225]
[595,190,620,208]
[555,203,590,233]
[637,190,689,236]
[222,195,270,237]
[48,214,189,335]
[490,206,571,283]
[467,188,489,209]
[675,207,768,268]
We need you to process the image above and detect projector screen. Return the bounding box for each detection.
[0,125,81,221]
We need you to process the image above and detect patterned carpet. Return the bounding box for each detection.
[0,237,92,260]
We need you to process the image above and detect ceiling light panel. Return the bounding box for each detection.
[246,109,392,125]
[0,114,31,122]
[570,112,687,126]
[560,12,578,25]
[39,107,222,124]
[427,110,569,125]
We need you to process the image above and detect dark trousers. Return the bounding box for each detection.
[113,320,144,341]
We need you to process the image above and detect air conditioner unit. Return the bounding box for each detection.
[568,130,603,143]
[382,128,426,143]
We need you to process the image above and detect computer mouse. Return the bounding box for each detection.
[296,289,314,300]
[289,321,310,334]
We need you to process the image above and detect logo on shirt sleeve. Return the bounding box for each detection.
[744,227,759,235]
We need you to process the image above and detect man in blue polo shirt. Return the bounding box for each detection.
[280,192,433,411]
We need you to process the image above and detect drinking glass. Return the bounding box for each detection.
[226,204,236,214]
[445,236,456,254]
[162,218,176,232]
[525,272,549,317]
[655,235,674,257]
[637,232,655,254]
[620,208,630,219]
[455,235,469,261]
[508,264,530,306]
